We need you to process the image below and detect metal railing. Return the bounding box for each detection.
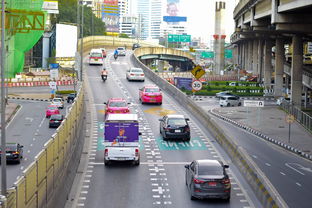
[281,102,312,133]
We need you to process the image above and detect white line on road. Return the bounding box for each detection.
[265,163,271,167]
[280,172,286,176]
[296,182,302,187]
[90,161,189,165]
[285,163,305,175]
[38,117,45,128]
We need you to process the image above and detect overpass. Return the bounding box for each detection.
[230,0,312,106]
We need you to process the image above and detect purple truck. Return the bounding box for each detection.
[104,114,140,166]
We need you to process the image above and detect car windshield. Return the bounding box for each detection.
[145,88,159,93]
[131,69,143,73]
[168,118,186,126]
[109,101,127,107]
[50,115,63,120]
[117,48,125,50]
[198,165,223,175]
[48,106,57,110]
[91,53,102,58]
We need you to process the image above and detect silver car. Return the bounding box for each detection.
[117,47,126,56]
[185,159,231,201]
[219,95,241,107]
[126,68,145,81]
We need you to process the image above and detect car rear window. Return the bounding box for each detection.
[117,47,125,50]
[50,115,63,120]
[48,106,57,110]
[1,145,17,151]
[109,101,127,107]
[131,69,143,73]
[145,88,159,93]
[168,118,187,126]
[198,165,223,175]
[90,53,102,58]
[228,97,238,100]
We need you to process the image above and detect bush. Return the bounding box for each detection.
[56,90,76,95]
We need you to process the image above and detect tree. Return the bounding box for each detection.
[56,0,106,36]
[119,33,129,38]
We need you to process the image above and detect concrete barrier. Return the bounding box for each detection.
[131,54,288,208]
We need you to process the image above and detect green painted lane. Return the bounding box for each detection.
[155,136,207,150]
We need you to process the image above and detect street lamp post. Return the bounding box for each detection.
[1,0,7,196]
[79,1,84,81]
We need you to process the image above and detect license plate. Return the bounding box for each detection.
[150,99,156,102]
[55,121,59,123]
[175,130,181,133]
[208,182,217,186]
[94,59,98,61]
[6,153,10,156]
[115,111,120,113]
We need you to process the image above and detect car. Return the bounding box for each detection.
[276,97,291,105]
[104,98,130,117]
[46,105,60,118]
[67,93,77,103]
[0,143,24,164]
[219,95,241,107]
[100,48,107,58]
[215,91,234,98]
[89,48,104,65]
[117,47,126,56]
[185,159,231,201]
[49,114,64,128]
[159,114,190,141]
[139,85,162,105]
[51,97,64,109]
[126,67,145,81]
[132,43,141,50]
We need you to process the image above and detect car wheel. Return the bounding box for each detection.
[104,159,110,166]
[159,102,162,105]
[227,103,230,107]
[159,126,162,134]
[16,159,21,164]
[162,132,167,141]
[190,185,196,200]
[238,102,241,106]
[134,158,140,166]
[224,196,231,202]
[185,137,191,142]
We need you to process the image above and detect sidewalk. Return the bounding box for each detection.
[210,106,312,160]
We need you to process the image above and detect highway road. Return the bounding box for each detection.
[0,99,70,189]
[73,51,262,208]
[198,100,312,208]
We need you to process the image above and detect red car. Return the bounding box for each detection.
[46,105,60,118]
[104,98,130,117]
[139,85,162,105]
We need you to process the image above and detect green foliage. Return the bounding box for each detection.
[56,90,76,95]
[119,33,129,38]
[56,0,106,36]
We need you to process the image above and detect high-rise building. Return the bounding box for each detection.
[137,0,163,40]
[120,14,138,38]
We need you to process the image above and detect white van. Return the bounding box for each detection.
[89,49,104,65]
[219,95,241,107]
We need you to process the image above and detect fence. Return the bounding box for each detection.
[281,102,312,133]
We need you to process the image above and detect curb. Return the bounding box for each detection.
[8,96,52,102]
[209,109,312,161]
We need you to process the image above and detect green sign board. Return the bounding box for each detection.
[225,49,233,59]
[168,34,191,42]
[201,51,214,58]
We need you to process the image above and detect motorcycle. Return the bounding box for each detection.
[101,74,107,82]
[114,53,118,60]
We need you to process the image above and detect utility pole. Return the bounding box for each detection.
[80,1,84,81]
[1,0,7,196]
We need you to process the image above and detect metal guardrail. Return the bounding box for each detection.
[281,102,312,133]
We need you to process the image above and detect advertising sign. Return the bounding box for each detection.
[102,0,119,33]
[164,0,186,23]
[104,122,139,143]
[174,77,192,90]
[163,16,187,22]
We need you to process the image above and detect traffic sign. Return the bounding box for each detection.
[191,65,205,80]
[192,80,202,91]
[285,114,295,123]
[243,100,264,107]
[49,81,57,90]
[168,34,191,42]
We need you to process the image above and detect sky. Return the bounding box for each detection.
[179,0,237,44]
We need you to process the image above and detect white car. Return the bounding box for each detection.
[126,68,145,81]
[117,47,126,56]
[219,95,241,107]
[51,98,64,109]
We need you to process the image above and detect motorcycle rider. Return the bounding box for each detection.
[101,68,108,81]
[113,49,118,60]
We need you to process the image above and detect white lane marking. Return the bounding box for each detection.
[285,163,305,175]
[296,182,302,187]
[38,117,45,128]
[6,105,22,129]
[252,155,257,159]
[265,163,271,167]
[90,161,190,165]
[280,172,286,176]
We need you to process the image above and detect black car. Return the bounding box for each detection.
[159,114,190,141]
[132,43,141,50]
[185,160,231,201]
[49,114,64,128]
[0,143,24,164]
[67,93,76,103]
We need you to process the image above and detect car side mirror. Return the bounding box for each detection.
[104,102,107,104]
[185,118,190,121]
[127,102,131,105]
[158,119,163,122]
[184,164,190,169]
[20,145,24,148]
[139,132,142,135]
[224,165,229,168]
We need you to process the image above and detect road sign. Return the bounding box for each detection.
[243,100,264,107]
[225,49,233,59]
[285,114,295,123]
[49,81,57,90]
[168,34,191,42]
[192,80,202,91]
[191,65,205,80]
[201,51,214,58]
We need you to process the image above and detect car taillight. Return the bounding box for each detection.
[135,148,139,157]
[124,109,129,113]
[193,178,205,184]
[141,74,144,76]
[185,126,190,132]
[130,73,135,76]
[50,120,55,123]
[13,151,19,154]
[104,149,108,157]
[222,178,230,184]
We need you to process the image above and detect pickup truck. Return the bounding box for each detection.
[104,114,140,166]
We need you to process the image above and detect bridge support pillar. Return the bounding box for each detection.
[274,38,284,97]
[264,39,273,89]
[252,40,258,75]
[258,39,264,81]
[291,35,303,106]
[247,41,253,72]
[244,42,248,70]
[157,60,165,72]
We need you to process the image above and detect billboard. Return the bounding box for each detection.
[55,24,77,57]
[164,0,187,23]
[102,0,119,33]
[174,77,192,90]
